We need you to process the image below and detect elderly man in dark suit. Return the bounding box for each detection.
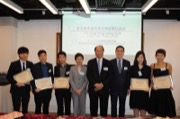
[7,46,33,114]
[31,50,53,114]
[87,45,111,117]
[110,45,130,117]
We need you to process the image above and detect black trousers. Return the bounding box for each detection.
[111,91,127,117]
[11,89,30,114]
[89,92,109,117]
[34,89,52,114]
[55,89,71,116]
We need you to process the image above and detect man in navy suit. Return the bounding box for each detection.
[87,45,111,117]
[110,45,130,117]
[7,46,33,114]
[31,50,53,114]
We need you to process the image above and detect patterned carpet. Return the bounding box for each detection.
[1,113,179,119]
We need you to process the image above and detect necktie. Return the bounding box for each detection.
[23,62,26,71]
[98,59,101,74]
[118,59,122,74]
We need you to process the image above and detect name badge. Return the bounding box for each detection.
[48,69,52,73]
[124,67,128,70]
[138,71,142,76]
[161,68,166,71]
[66,71,69,75]
[80,72,85,75]
[103,67,108,71]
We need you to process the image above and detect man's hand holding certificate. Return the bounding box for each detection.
[35,77,52,90]
[13,69,33,83]
[54,77,69,89]
[130,78,149,91]
[153,75,173,89]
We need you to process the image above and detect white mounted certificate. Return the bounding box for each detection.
[54,77,69,89]
[153,75,173,89]
[13,68,33,83]
[130,78,149,91]
[35,77,52,90]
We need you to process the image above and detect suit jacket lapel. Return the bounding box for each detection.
[101,59,104,76]
[18,60,22,72]
[94,59,99,76]
[26,61,31,69]
[74,66,79,76]
[38,63,43,77]
[113,59,119,74]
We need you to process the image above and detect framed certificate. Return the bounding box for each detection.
[130,78,149,91]
[153,75,173,89]
[54,77,69,89]
[35,77,52,90]
[13,68,33,83]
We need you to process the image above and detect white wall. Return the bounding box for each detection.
[17,20,60,112]
[18,20,60,65]
[0,17,180,115]
[144,20,180,115]
[0,17,18,113]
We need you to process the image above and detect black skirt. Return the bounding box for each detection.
[149,89,176,117]
[130,90,149,110]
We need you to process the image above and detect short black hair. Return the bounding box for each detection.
[38,50,47,56]
[116,45,124,51]
[155,49,166,57]
[94,45,104,52]
[133,51,147,66]
[75,53,84,60]
[17,47,29,54]
[57,51,67,57]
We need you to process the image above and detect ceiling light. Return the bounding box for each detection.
[39,0,58,14]
[79,0,91,14]
[142,0,158,13]
[42,10,46,15]
[166,9,169,15]
[0,0,23,14]
[122,10,126,16]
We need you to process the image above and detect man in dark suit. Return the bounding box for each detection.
[54,51,71,117]
[7,46,33,114]
[31,50,53,114]
[110,45,130,117]
[87,45,111,117]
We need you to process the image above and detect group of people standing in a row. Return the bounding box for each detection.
[7,45,176,119]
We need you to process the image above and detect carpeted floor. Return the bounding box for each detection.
[1,113,179,119]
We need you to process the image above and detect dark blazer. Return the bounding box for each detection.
[7,60,33,93]
[110,58,130,93]
[54,64,71,90]
[54,64,71,78]
[31,62,53,92]
[87,58,111,94]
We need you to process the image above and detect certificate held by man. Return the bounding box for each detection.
[153,75,173,89]
[13,68,33,83]
[35,77,52,90]
[130,78,149,91]
[54,77,69,89]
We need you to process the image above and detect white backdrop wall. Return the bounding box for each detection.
[0,17,18,113]
[0,17,180,115]
[143,20,180,115]
[17,20,60,112]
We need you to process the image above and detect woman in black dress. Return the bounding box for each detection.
[130,51,151,118]
[149,49,176,119]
